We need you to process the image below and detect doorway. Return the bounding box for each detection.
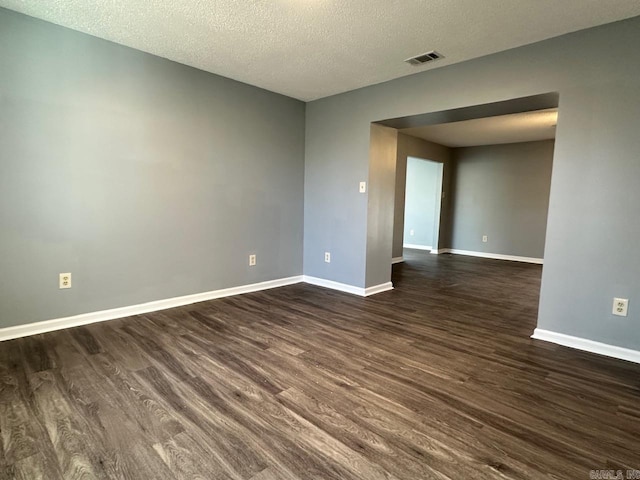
[377,93,559,272]
[402,157,443,254]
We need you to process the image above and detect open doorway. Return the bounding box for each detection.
[402,157,443,254]
[375,93,559,276]
[398,109,556,264]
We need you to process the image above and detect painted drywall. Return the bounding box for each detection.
[304,15,640,350]
[303,103,370,287]
[0,8,305,328]
[450,140,554,258]
[363,124,398,287]
[392,134,452,259]
[403,158,441,249]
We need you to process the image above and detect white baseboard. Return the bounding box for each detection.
[404,245,448,255]
[391,256,404,264]
[364,282,394,296]
[0,276,303,342]
[302,276,365,296]
[531,328,640,364]
[302,276,393,297]
[448,249,543,264]
[403,244,432,251]
[1,275,395,342]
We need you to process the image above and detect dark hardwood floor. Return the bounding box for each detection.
[1,250,639,479]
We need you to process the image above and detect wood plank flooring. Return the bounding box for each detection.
[1,250,639,479]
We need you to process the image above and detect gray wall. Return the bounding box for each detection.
[392,134,452,259]
[0,9,305,328]
[364,124,398,287]
[403,158,440,249]
[304,16,640,350]
[450,140,554,258]
[303,104,370,287]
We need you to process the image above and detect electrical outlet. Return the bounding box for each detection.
[324,252,331,263]
[359,181,367,193]
[410,229,414,236]
[482,235,488,243]
[612,298,628,317]
[59,273,72,289]
[249,254,256,266]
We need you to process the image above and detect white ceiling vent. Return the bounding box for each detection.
[405,51,444,66]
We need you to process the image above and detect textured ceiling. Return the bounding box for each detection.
[2,1,640,101]
[401,109,558,148]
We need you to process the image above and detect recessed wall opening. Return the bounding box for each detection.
[370,93,559,298]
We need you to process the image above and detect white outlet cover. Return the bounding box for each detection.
[612,297,629,316]
[59,272,72,289]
